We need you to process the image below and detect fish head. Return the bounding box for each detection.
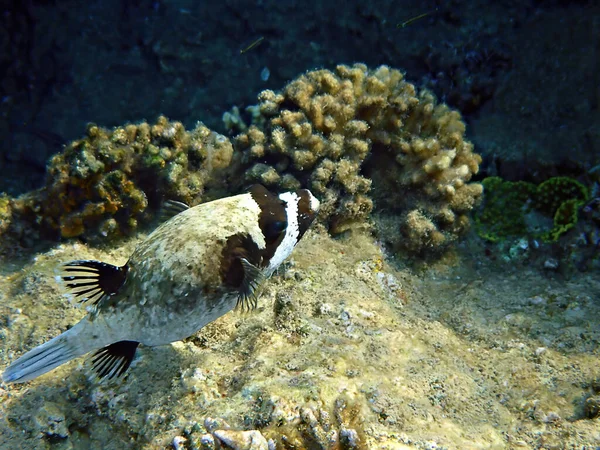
[281,188,320,241]
[248,185,319,276]
[265,188,319,274]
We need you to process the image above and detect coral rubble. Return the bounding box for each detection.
[234,64,482,254]
[2,228,600,448]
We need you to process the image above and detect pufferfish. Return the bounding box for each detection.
[2,185,319,384]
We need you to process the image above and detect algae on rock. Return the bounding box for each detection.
[1,228,600,449]
[476,175,589,243]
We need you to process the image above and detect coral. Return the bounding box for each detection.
[2,65,482,256]
[11,116,233,241]
[234,64,482,253]
[475,177,535,242]
[183,400,365,450]
[0,194,11,237]
[475,176,589,242]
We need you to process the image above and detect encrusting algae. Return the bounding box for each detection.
[475,175,589,243]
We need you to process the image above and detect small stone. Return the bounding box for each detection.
[199,434,215,449]
[204,417,230,433]
[584,396,600,419]
[212,429,268,450]
[339,427,361,449]
[34,402,69,439]
[543,258,559,270]
[318,303,333,316]
[543,411,561,423]
[528,296,547,306]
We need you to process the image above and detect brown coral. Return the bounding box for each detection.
[12,116,233,242]
[233,64,482,254]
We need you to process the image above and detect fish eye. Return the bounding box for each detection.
[265,220,287,239]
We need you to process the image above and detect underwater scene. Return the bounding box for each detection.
[0,0,599,448]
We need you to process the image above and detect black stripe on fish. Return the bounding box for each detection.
[60,260,128,307]
[217,185,290,310]
[159,199,190,223]
[296,189,320,240]
[248,184,289,264]
[91,340,139,380]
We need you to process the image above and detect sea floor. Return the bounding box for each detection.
[0,226,599,449]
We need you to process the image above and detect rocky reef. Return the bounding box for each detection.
[0,64,483,257]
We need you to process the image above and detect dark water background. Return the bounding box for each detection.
[0,0,598,194]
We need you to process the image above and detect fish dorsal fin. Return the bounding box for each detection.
[91,340,139,380]
[160,200,190,222]
[58,260,128,309]
[237,258,265,312]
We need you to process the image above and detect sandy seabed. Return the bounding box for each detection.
[0,226,599,449]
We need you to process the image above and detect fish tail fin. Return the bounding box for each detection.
[2,322,90,384]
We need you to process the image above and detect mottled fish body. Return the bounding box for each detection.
[2,185,319,383]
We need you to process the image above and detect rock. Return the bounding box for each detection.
[212,429,268,450]
[34,402,69,439]
[591,377,600,394]
[204,417,230,433]
[339,427,361,449]
[172,435,187,450]
[193,433,215,450]
[584,396,600,419]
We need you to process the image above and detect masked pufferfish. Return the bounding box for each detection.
[2,185,320,384]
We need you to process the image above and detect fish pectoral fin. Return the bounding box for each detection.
[91,340,139,380]
[160,199,190,222]
[236,257,265,312]
[59,260,128,308]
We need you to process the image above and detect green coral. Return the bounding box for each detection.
[476,176,588,242]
